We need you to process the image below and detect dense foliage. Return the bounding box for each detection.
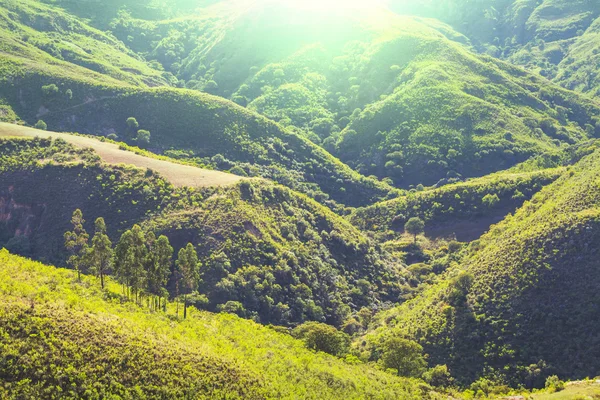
[0,137,403,326]
[359,148,600,387]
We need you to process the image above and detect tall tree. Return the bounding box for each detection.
[89,217,112,289]
[146,233,173,311]
[176,243,200,319]
[129,225,148,302]
[64,209,89,281]
[114,229,134,294]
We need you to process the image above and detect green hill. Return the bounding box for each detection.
[0,0,394,207]
[0,0,167,87]
[0,136,403,325]
[101,0,600,187]
[358,146,600,386]
[390,0,600,99]
[0,249,431,399]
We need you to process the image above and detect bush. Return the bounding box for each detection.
[34,120,47,130]
[545,375,565,393]
[422,365,453,387]
[380,337,426,377]
[41,84,58,96]
[292,322,350,357]
[136,129,151,146]
[482,193,500,207]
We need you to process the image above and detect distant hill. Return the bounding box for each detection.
[0,4,393,207]
[389,0,600,99]
[101,0,600,187]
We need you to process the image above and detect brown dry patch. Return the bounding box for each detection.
[0,122,244,188]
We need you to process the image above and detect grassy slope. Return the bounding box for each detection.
[390,0,600,99]
[0,122,242,187]
[0,137,403,325]
[0,249,431,399]
[107,0,600,187]
[0,0,166,87]
[360,147,600,385]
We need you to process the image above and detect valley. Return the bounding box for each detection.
[0,0,600,398]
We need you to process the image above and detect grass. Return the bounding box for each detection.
[0,248,433,399]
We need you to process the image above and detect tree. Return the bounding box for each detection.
[292,322,350,356]
[129,225,148,301]
[146,234,173,311]
[89,217,112,289]
[405,217,425,243]
[34,120,47,130]
[114,229,135,296]
[64,209,89,281]
[423,365,454,387]
[380,337,427,377]
[136,129,151,146]
[126,117,139,130]
[114,225,147,301]
[176,243,200,319]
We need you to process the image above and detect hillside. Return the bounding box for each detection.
[0,0,395,207]
[101,0,600,187]
[350,167,564,242]
[0,0,167,87]
[389,0,600,99]
[0,122,242,187]
[358,146,600,386]
[0,249,431,399]
[0,136,403,325]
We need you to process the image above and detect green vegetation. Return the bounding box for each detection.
[2,0,600,395]
[0,137,402,326]
[0,249,433,399]
[350,168,563,242]
[95,0,600,187]
[359,147,600,386]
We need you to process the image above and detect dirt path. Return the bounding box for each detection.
[0,123,243,188]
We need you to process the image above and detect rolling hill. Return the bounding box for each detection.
[389,0,600,99]
[0,122,243,187]
[0,136,404,325]
[0,249,431,399]
[101,0,600,187]
[358,145,600,386]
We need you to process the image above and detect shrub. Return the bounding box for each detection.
[136,129,151,146]
[41,84,59,96]
[545,375,565,393]
[482,193,500,207]
[380,337,427,377]
[292,322,349,357]
[34,120,47,130]
[422,365,453,387]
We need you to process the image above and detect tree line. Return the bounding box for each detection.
[64,209,199,318]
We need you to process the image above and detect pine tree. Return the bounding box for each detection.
[176,243,200,319]
[64,209,89,281]
[89,217,112,289]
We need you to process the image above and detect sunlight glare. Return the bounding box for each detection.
[281,0,388,12]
